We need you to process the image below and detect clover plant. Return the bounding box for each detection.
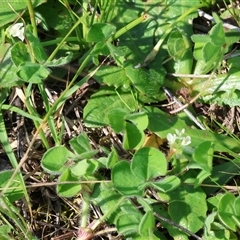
[1,0,240,239]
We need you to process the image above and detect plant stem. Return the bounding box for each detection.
[82,0,89,40]
[80,192,91,228]
[1,51,101,199]
[61,0,83,43]
[154,212,203,240]
[141,4,208,66]
[26,0,38,37]
[41,37,79,47]
[0,97,32,219]
[109,13,147,42]
[1,104,42,122]
[91,196,126,231]
[0,196,32,238]
[47,16,85,62]
[23,84,49,149]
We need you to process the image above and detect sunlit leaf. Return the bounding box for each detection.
[86,23,116,42]
[83,87,137,127]
[131,147,167,180]
[17,62,51,83]
[210,22,225,46]
[108,108,128,133]
[41,146,75,174]
[112,161,144,196]
[0,0,45,27]
[123,121,145,150]
[11,42,30,66]
[145,106,240,152]
[218,193,237,231]
[189,141,214,186]
[138,211,155,236]
[149,176,181,193]
[0,45,23,87]
[57,169,82,197]
[69,133,92,155]
[168,185,207,236]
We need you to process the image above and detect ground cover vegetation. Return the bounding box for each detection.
[0,0,240,239]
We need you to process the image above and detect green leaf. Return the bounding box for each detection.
[189,141,214,186]
[25,25,47,63]
[202,212,235,240]
[69,133,92,155]
[234,196,240,218]
[0,225,11,239]
[164,0,199,23]
[11,42,30,66]
[191,24,224,74]
[57,169,82,197]
[92,182,139,224]
[192,68,240,100]
[92,42,110,63]
[193,141,214,167]
[73,150,98,161]
[17,62,51,83]
[218,193,236,231]
[207,194,223,211]
[69,159,89,178]
[131,147,167,181]
[0,45,23,88]
[203,160,240,195]
[112,161,144,196]
[166,25,194,75]
[203,212,217,236]
[203,42,221,64]
[83,86,137,127]
[225,30,240,49]
[116,213,141,236]
[145,106,240,153]
[149,176,181,193]
[113,0,198,65]
[191,34,210,45]
[86,23,116,42]
[35,0,73,37]
[210,22,225,46]
[107,147,119,168]
[137,198,153,212]
[94,66,130,89]
[171,48,193,75]
[41,146,75,174]
[0,0,45,27]
[91,182,120,222]
[138,211,155,236]
[112,1,164,62]
[204,229,235,240]
[0,170,24,202]
[123,121,145,150]
[70,159,98,177]
[125,64,165,98]
[124,112,148,131]
[91,42,109,65]
[108,108,128,133]
[192,42,205,61]
[168,185,207,236]
[44,52,74,67]
[228,52,240,69]
[205,90,240,107]
[94,64,165,103]
[106,42,126,65]
[167,28,191,60]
